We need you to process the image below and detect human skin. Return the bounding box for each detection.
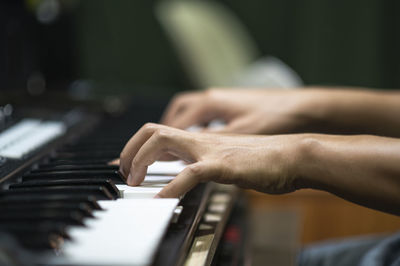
[119,123,400,216]
[161,88,400,137]
[119,88,400,215]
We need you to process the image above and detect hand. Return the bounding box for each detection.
[119,123,302,198]
[162,88,400,137]
[161,89,317,134]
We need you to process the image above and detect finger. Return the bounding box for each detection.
[128,129,194,186]
[108,158,120,166]
[155,162,209,198]
[161,92,201,125]
[160,97,186,125]
[128,133,169,186]
[168,102,218,130]
[119,123,163,177]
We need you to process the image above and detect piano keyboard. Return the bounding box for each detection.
[0,104,211,266]
[0,119,66,159]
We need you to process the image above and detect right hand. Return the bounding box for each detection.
[161,89,318,134]
[119,123,302,198]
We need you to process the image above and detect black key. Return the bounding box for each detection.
[0,203,94,218]
[0,195,102,210]
[38,161,113,168]
[0,222,71,239]
[0,186,114,200]
[0,201,93,215]
[10,178,120,199]
[22,170,126,184]
[58,146,121,153]
[34,164,119,172]
[53,157,116,163]
[49,158,113,164]
[0,210,85,226]
[3,230,65,250]
[54,151,120,158]
[72,140,125,146]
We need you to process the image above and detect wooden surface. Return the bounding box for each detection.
[247,189,400,244]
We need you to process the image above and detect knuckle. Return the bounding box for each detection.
[131,158,138,168]
[216,163,230,183]
[205,88,221,98]
[153,128,168,139]
[200,161,223,182]
[186,163,205,177]
[153,128,175,143]
[172,93,185,102]
[204,88,215,98]
[142,122,158,131]
[171,92,188,106]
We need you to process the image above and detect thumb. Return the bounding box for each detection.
[155,162,209,198]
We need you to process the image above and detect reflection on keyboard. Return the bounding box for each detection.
[0,119,66,159]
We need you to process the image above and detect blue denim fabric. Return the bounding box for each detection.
[298,232,400,266]
[360,233,400,266]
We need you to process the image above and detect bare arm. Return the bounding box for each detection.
[119,123,400,216]
[162,88,400,137]
[302,88,400,137]
[297,134,400,215]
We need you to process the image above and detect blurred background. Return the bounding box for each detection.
[1,0,399,98]
[1,0,400,265]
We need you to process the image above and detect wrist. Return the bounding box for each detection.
[289,90,332,131]
[291,134,326,191]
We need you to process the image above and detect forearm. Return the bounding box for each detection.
[295,134,400,215]
[300,88,400,137]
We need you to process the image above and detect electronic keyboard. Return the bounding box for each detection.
[0,100,236,266]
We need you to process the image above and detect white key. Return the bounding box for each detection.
[185,119,226,132]
[117,185,165,199]
[0,119,40,149]
[42,163,183,266]
[117,175,175,199]
[0,120,65,159]
[50,199,179,266]
[147,161,186,175]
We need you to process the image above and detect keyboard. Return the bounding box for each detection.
[0,101,215,266]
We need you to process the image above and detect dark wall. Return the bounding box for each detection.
[219,0,400,88]
[0,0,78,92]
[76,0,400,92]
[75,0,185,95]
[0,0,37,91]
[4,0,397,94]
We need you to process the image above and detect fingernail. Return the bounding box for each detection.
[127,173,132,185]
[154,194,161,198]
